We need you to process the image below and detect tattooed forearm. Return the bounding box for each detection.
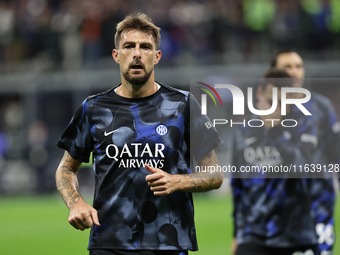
[192,150,223,191]
[187,171,223,192]
[55,151,83,209]
[179,150,223,193]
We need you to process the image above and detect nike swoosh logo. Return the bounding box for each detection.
[244,137,257,145]
[104,129,118,136]
[300,133,318,146]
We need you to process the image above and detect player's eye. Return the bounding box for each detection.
[124,44,134,49]
[141,44,152,50]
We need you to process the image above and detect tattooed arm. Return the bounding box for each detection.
[55,151,100,230]
[145,150,223,196]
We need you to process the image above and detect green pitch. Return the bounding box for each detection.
[0,194,338,255]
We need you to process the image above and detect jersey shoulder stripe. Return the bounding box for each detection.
[158,81,190,98]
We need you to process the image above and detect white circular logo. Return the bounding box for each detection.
[156,124,168,136]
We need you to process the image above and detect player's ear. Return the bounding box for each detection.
[112,49,119,64]
[154,50,162,65]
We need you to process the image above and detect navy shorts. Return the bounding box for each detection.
[89,250,188,255]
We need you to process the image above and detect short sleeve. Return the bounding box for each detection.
[188,93,223,160]
[57,99,94,162]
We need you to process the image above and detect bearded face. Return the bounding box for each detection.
[122,57,153,86]
[113,29,161,87]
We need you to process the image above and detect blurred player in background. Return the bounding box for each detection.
[271,49,339,255]
[55,13,223,255]
[231,68,319,255]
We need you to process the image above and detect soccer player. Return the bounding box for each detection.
[55,13,223,255]
[231,68,319,255]
[271,50,338,255]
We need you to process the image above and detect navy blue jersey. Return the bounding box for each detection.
[291,92,340,165]
[231,115,318,248]
[57,82,222,251]
[232,90,339,252]
[290,92,339,254]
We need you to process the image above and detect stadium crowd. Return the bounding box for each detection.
[0,0,339,73]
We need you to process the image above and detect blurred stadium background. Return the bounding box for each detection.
[0,0,340,254]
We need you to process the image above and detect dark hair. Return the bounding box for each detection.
[261,68,293,89]
[115,13,161,49]
[270,48,300,67]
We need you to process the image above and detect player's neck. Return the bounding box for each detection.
[117,79,159,98]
